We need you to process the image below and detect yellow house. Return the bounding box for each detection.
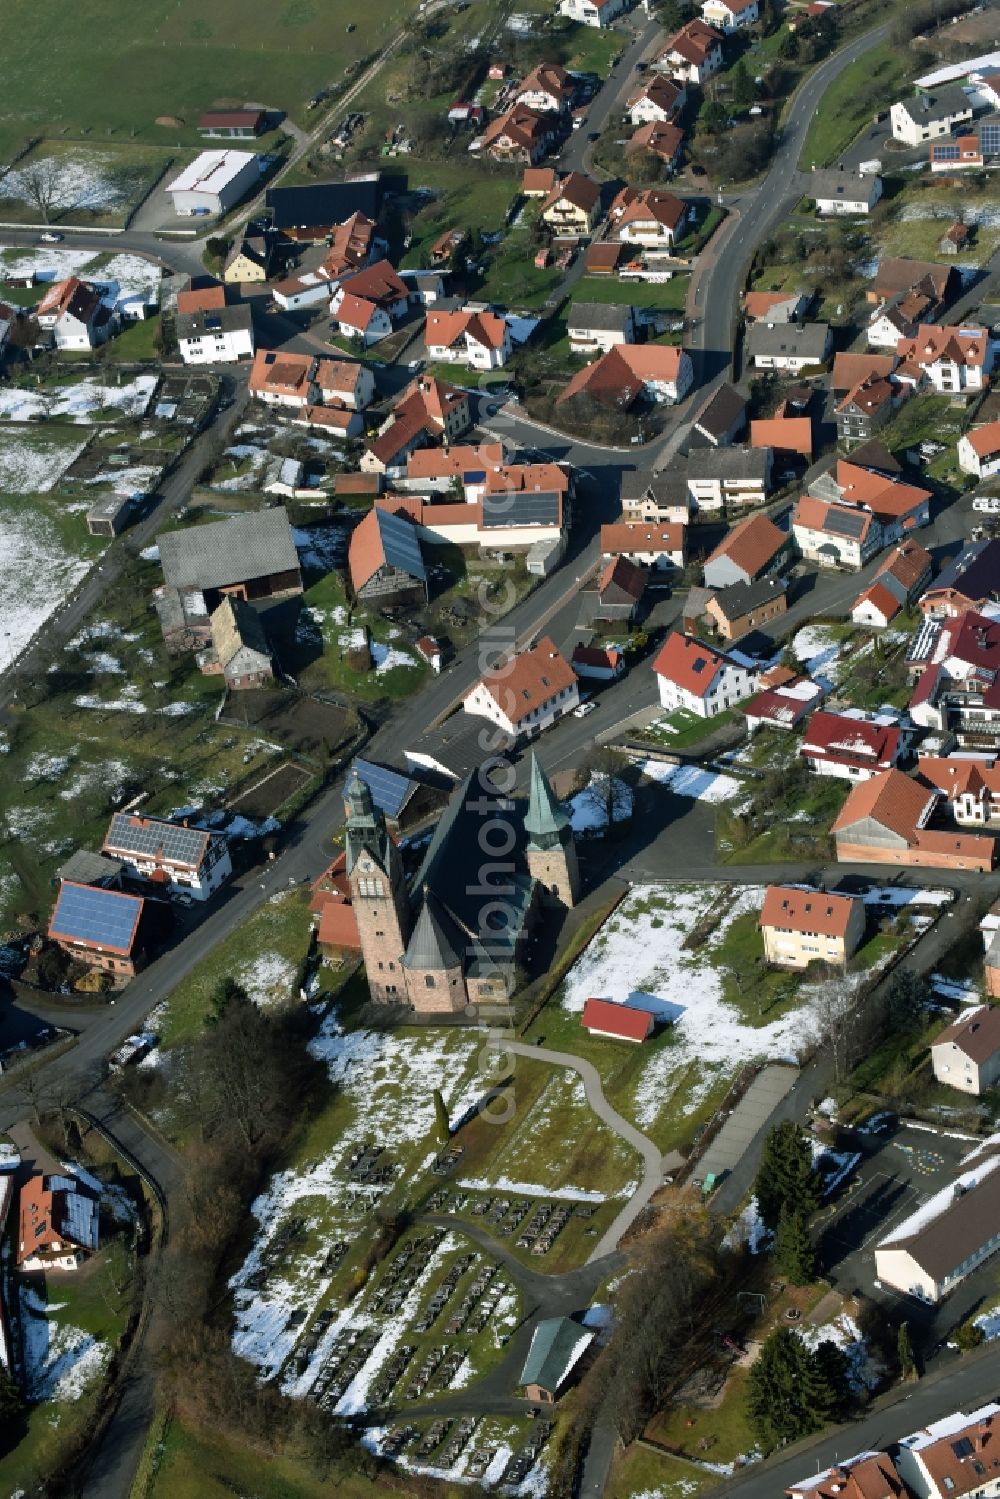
[759,885,866,970]
[540,172,602,236]
[223,235,271,285]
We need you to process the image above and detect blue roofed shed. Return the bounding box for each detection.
[519,1316,594,1403]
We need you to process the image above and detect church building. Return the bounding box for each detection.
[344,755,580,1014]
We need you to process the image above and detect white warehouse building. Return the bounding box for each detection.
[165,150,261,217]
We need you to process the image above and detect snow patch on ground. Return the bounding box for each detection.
[800,1311,884,1393]
[637,760,741,802]
[457,1176,605,1203]
[566,774,633,834]
[0,508,100,671]
[0,430,88,493]
[19,1287,110,1402]
[371,639,419,674]
[0,375,157,424]
[237,951,297,1007]
[793,624,844,685]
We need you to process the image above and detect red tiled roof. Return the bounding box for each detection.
[831,768,935,840]
[760,885,858,939]
[601,521,685,557]
[652,631,728,697]
[831,351,897,392]
[801,709,901,769]
[572,644,623,671]
[750,416,812,457]
[934,1004,1000,1065]
[853,580,903,624]
[581,998,653,1041]
[896,322,989,371]
[558,344,688,407]
[467,636,576,727]
[964,421,1000,459]
[704,513,786,579]
[317,901,361,949]
[598,554,648,601]
[177,281,227,314]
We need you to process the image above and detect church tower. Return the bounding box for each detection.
[344,770,412,1003]
[523,754,580,909]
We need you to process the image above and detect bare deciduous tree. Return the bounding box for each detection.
[20,159,63,224]
[808,974,855,1082]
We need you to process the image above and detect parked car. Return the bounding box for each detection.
[39,231,63,243]
[573,700,597,718]
[974,495,1000,513]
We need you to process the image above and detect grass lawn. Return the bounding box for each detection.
[722,771,848,864]
[799,44,914,168]
[296,568,430,704]
[639,707,738,750]
[645,1366,758,1468]
[0,0,415,160]
[571,275,688,314]
[144,1417,393,1499]
[108,315,162,362]
[606,1444,719,1499]
[476,234,564,311]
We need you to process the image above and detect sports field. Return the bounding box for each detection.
[0,0,416,160]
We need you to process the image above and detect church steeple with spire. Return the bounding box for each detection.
[344,769,412,1004]
[523,754,580,908]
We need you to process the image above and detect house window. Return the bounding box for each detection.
[425,975,436,988]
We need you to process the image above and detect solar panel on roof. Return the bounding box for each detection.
[934,143,960,160]
[105,813,207,867]
[352,757,415,819]
[825,508,867,539]
[982,122,1000,152]
[51,884,142,950]
[463,469,487,483]
[482,491,559,529]
[376,507,427,581]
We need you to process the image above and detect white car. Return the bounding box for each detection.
[39,231,63,243]
[573,700,597,718]
[973,495,1000,514]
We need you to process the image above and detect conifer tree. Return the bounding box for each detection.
[774,1203,817,1286]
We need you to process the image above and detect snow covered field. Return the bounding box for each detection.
[19,1287,110,1402]
[560,884,814,1127]
[637,759,742,803]
[793,624,845,686]
[0,152,143,213]
[0,429,88,493]
[566,774,634,834]
[0,374,158,423]
[0,505,102,671]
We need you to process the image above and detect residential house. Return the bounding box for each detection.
[931,132,985,169]
[654,20,725,84]
[877,1149,1000,1301]
[959,420,1000,478]
[703,512,790,589]
[895,323,992,395]
[335,291,393,346]
[800,709,904,781]
[890,85,974,145]
[540,172,602,235]
[808,166,883,216]
[835,374,895,443]
[834,460,932,544]
[687,446,771,515]
[17,1175,99,1271]
[919,540,1000,618]
[600,521,686,570]
[750,416,813,461]
[463,635,579,740]
[315,356,376,410]
[399,442,507,492]
[595,556,648,621]
[746,321,832,372]
[424,308,512,369]
[197,109,266,139]
[103,811,233,899]
[792,495,880,570]
[831,768,995,871]
[869,257,954,309]
[940,220,972,256]
[332,260,411,322]
[249,349,318,408]
[785,1453,907,1499]
[627,121,684,170]
[558,0,629,25]
[348,505,428,606]
[265,177,382,243]
[701,0,759,30]
[743,290,811,323]
[760,885,866,970]
[652,631,759,717]
[895,1404,1000,1492]
[48,881,147,979]
[558,344,694,407]
[223,234,273,283]
[36,277,113,351]
[165,149,260,216]
[415,636,443,674]
[515,62,575,113]
[205,596,273,689]
[572,644,625,681]
[567,301,636,354]
[832,351,897,393]
[931,1006,1000,1095]
[742,671,824,733]
[908,611,1000,745]
[311,851,361,953]
[519,1317,594,1404]
[481,105,555,165]
[582,997,654,1041]
[704,576,787,640]
[693,382,748,446]
[851,539,933,627]
[399,373,472,441]
[157,508,303,612]
[608,187,688,247]
[620,471,691,524]
[868,285,941,348]
[176,301,254,364]
[627,76,686,125]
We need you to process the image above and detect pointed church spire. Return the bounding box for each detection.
[524,753,569,847]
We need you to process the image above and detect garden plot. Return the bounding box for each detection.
[559,884,815,1129]
[229,1010,481,1386]
[0,503,102,671]
[0,427,88,493]
[0,375,158,423]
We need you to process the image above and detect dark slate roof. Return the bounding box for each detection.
[55,850,123,886]
[688,445,770,481]
[402,891,464,971]
[711,575,787,620]
[897,83,973,124]
[746,321,830,362]
[884,1154,1000,1281]
[176,302,253,341]
[266,176,380,230]
[693,381,747,440]
[567,301,634,333]
[158,509,300,591]
[520,1316,594,1392]
[931,539,1000,604]
[620,470,689,508]
[405,716,513,782]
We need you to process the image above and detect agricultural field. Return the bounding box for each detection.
[0,0,416,161]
